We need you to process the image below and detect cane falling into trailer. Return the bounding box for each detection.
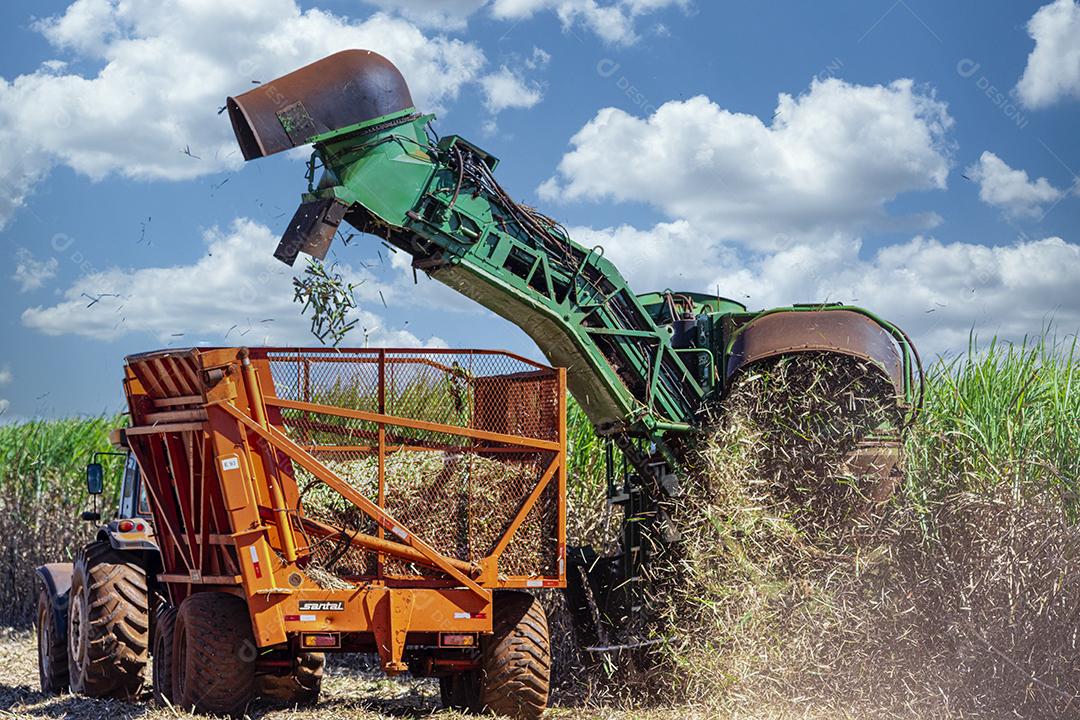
[37,346,566,719]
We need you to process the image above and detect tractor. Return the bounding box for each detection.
[35,429,326,709]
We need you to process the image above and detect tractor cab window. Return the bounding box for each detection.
[138,476,151,517]
[118,453,144,519]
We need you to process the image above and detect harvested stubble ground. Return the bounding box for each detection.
[0,628,767,719]
[550,351,1080,719]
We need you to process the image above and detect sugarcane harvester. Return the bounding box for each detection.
[227,50,922,648]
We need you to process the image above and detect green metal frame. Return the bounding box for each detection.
[293,110,921,466]
[306,114,705,437]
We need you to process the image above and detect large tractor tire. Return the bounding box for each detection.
[36,584,69,694]
[171,592,256,717]
[440,591,550,719]
[258,652,325,705]
[480,592,551,718]
[151,605,177,707]
[67,541,149,697]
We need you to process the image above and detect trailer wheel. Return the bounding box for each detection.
[151,605,176,706]
[36,584,69,694]
[258,652,324,705]
[172,592,256,717]
[478,591,551,720]
[67,541,149,697]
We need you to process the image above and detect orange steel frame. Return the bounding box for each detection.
[121,347,567,674]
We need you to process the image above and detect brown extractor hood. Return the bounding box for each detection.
[226,49,415,161]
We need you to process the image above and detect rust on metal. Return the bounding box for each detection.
[275,197,349,265]
[846,440,903,503]
[227,49,414,161]
[725,309,906,400]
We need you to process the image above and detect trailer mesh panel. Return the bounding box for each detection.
[264,349,561,583]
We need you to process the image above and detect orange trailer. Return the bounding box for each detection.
[120,346,565,717]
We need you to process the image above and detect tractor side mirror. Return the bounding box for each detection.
[80,511,101,522]
[86,463,104,495]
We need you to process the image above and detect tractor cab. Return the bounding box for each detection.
[116,452,153,520]
[83,442,157,552]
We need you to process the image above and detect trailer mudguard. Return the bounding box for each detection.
[99,528,159,553]
[34,562,74,635]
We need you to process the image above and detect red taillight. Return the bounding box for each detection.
[117,520,135,532]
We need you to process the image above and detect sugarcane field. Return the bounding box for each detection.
[0,2,1078,719]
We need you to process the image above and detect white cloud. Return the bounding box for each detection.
[0,366,11,418]
[357,0,685,42]
[12,248,59,292]
[569,219,732,292]
[570,221,1080,355]
[480,66,543,113]
[386,243,486,315]
[834,236,1078,353]
[359,0,489,30]
[550,75,1074,356]
[33,0,121,56]
[490,0,688,44]
[540,78,953,247]
[0,0,495,229]
[21,218,443,348]
[966,151,1066,219]
[1016,0,1080,109]
[526,47,552,70]
[0,117,54,227]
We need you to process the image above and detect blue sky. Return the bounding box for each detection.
[0,0,1077,420]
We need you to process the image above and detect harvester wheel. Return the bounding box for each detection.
[151,605,177,706]
[67,541,149,697]
[479,591,551,719]
[257,652,324,705]
[171,592,256,717]
[36,584,69,694]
